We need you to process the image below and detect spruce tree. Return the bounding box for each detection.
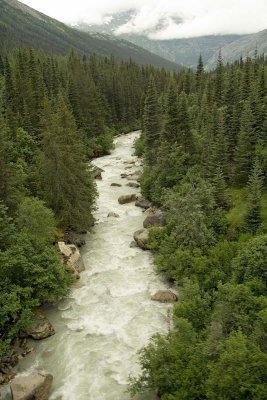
[143,76,161,165]
[40,95,97,231]
[234,102,255,184]
[162,82,179,143]
[245,159,263,233]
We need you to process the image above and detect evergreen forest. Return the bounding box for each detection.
[1,45,267,399]
[130,53,267,399]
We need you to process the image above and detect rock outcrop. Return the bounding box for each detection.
[11,372,53,400]
[118,194,137,205]
[133,229,149,250]
[58,242,85,279]
[151,290,177,303]
[135,197,152,209]
[143,211,167,228]
[24,311,55,340]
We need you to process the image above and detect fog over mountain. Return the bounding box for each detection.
[20,0,267,39]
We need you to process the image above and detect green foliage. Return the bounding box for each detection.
[16,197,57,244]
[134,134,146,157]
[132,54,267,399]
[207,331,267,400]
[232,235,267,294]
[39,95,97,232]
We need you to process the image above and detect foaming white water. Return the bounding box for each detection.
[19,132,170,400]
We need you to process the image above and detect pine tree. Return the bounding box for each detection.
[143,76,161,165]
[40,95,97,231]
[162,82,179,143]
[214,50,225,107]
[234,102,255,184]
[196,54,205,98]
[176,91,192,153]
[245,159,263,233]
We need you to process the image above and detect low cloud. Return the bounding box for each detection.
[21,0,267,38]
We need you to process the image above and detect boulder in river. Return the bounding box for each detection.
[92,166,104,180]
[143,211,167,228]
[151,290,177,303]
[129,241,138,248]
[135,197,152,209]
[133,229,149,250]
[23,311,55,340]
[11,372,53,400]
[58,241,85,275]
[110,183,122,187]
[126,182,140,188]
[107,212,120,218]
[118,194,137,204]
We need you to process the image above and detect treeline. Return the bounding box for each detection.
[0,47,170,357]
[130,54,267,399]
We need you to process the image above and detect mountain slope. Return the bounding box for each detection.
[77,10,244,68]
[0,0,181,70]
[206,29,267,70]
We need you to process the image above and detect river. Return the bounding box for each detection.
[20,131,170,400]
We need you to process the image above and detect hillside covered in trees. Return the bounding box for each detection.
[0,0,180,71]
[130,54,267,398]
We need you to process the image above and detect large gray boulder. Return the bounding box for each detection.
[133,229,149,250]
[11,373,53,400]
[118,194,137,205]
[58,242,85,276]
[143,211,167,228]
[25,312,55,340]
[0,385,12,400]
[135,197,152,209]
[151,290,177,303]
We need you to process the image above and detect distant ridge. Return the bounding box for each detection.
[0,0,181,70]
[76,9,244,68]
[206,29,267,70]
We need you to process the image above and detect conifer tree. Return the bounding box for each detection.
[214,50,225,107]
[235,102,255,184]
[162,82,179,143]
[40,95,97,231]
[196,54,205,97]
[245,159,263,233]
[143,76,161,165]
[177,91,193,153]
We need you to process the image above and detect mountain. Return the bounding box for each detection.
[0,0,181,71]
[206,29,267,70]
[77,10,244,68]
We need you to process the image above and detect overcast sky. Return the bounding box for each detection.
[20,0,267,39]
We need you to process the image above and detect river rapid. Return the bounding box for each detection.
[20,131,171,400]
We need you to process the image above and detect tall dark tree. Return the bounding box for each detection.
[143,76,161,165]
